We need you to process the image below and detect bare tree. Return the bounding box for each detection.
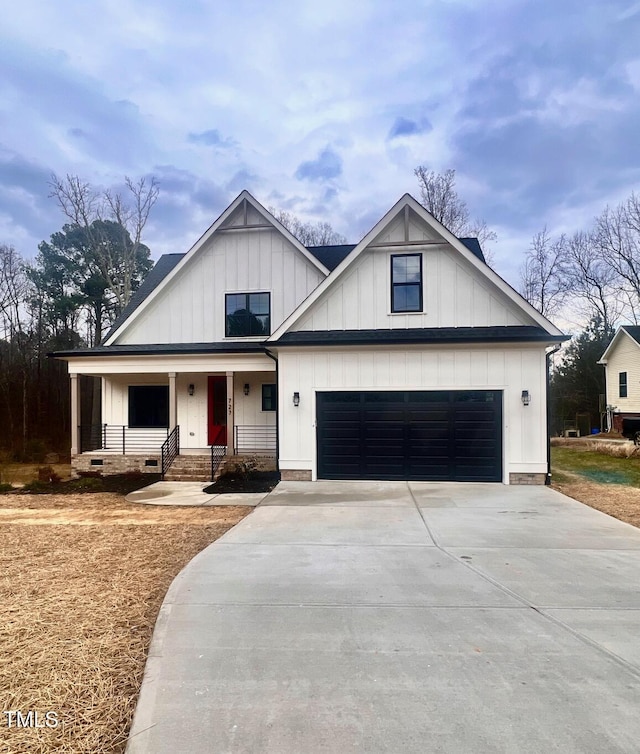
[49,174,159,312]
[414,167,497,254]
[563,230,622,331]
[594,194,640,313]
[520,228,570,317]
[269,208,347,246]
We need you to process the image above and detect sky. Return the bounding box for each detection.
[2,0,640,290]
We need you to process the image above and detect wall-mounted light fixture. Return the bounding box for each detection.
[521,390,530,406]
[188,384,195,396]
[293,391,300,407]
[244,383,250,396]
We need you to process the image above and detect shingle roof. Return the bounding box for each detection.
[273,326,566,347]
[623,326,640,345]
[306,244,356,270]
[458,238,486,263]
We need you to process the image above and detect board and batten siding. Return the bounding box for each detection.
[276,346,548,482]
[605,333,640,411]
[294,243,529,332]
[116,228,325,345]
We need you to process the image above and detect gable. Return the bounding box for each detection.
[109,192,327,345]
[270,194,563,342]
[281,205,538,333]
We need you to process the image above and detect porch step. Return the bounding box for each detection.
[164,454,215,482]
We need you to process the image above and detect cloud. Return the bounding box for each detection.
[187,129,236,148]
[388,117,432,139]
[295,147,343,182]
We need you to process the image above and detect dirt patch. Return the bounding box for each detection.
[0,493,251,753]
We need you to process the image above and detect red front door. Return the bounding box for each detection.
[207,376,227,445]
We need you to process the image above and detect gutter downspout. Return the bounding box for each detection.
[265,348,279,473]
[546,343,563,485]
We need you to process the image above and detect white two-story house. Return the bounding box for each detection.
[54,191,566,484]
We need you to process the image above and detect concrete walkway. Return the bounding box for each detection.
[127,481,640,753]
[125,481,267,506]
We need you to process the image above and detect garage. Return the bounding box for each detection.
[316,390,503,482]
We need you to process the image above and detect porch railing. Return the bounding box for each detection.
[161,426,180,479]
[79,424,169,454]
[211,444,227,480]
[234,425,276,453]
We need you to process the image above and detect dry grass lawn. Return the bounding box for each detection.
[0,492,251,753]
[551,469,640,528]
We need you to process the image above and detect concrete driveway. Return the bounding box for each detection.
[127,482,640,754]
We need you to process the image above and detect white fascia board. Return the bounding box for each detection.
[597,326,637,364]
[269,193,565,341]
[104,190,329,346]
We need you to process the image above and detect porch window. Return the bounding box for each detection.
[619,372,628,398]
[226,292,270,337]
[262,384,277,411]
[391,254,422,313]
[128,386,169,428]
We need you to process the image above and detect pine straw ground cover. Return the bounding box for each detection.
[0,492,251,753]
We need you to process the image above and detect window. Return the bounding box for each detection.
[262,384,277,411]
[619,372,628,398]
[391,254,422,312]
[128,386,169,428]
[226,292,270,337]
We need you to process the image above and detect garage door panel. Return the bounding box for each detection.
[317,390,502,482]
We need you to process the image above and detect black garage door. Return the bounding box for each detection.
[317,390,502,482]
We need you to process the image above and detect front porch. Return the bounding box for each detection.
[68,354,278,481]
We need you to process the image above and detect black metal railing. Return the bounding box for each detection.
[161,426,180,479]
[79,424,169,454]
[211,444,227,480]
[234,425,276,452]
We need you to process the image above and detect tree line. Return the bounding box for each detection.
[0,175,157,458]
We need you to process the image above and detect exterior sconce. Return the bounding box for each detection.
[188,384,195,396]
[521,390,530,406]
[244,383,250,396]
[293,391,300,407]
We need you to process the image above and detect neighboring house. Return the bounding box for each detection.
[598,326,640,434]
[53,191,566,484]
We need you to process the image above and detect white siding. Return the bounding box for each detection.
[294,244,529,332]
[605,333,640,411]
[277,345,548,481]
[116,228,325,345]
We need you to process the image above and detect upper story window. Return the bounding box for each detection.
[226,292,270,337]
[619,372,628,398]
[391,254,422,313]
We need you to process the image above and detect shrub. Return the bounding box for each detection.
[66,477,104,492]
[38,466,62,484]
[21,439,47,463]
[0,483,14,493]
[22,480,52,493]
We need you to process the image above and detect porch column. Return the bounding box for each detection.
[168,372,177,430]
[226,371,234,452]
[70,373,79,455]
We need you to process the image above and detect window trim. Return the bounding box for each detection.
[225,291,271,338]
[390,253,423,313]
[619,371,628,398]
[261,383,277,412]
